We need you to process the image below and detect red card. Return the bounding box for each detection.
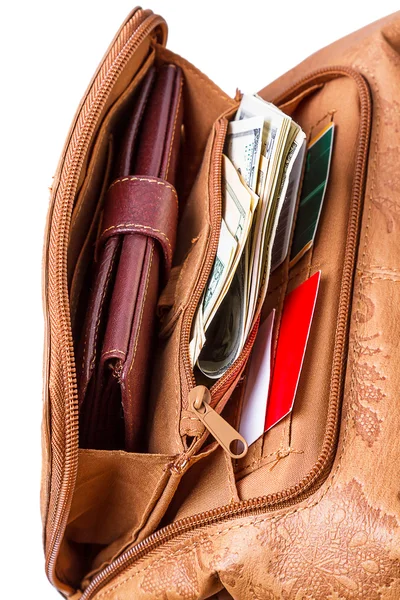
[264,271,321,431]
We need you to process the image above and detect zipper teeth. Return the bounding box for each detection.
[80,479,328,600]
[80,65,371,599]
[180,119,228,397]
[179,116,259,409]
[45,10,167,588]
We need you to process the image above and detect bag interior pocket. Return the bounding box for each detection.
[234,71,369,500]
[58,449,178,586]
[151,68,370,526]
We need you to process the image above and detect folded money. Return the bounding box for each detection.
[190,94,306,379]
[189,154,257,365]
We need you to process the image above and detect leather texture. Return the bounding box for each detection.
[41,7,400,599]
[99,176,178,270]
[78,63,183,451]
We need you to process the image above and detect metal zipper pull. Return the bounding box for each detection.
[188,385,248,459]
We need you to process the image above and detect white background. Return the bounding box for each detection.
[1,1,398,597]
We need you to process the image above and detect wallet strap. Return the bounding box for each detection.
[99,175,178,274]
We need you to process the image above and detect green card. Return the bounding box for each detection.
[290,122,334,264]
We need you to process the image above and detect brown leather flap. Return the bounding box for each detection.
[99,175,178,274]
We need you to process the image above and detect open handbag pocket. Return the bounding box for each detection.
[233,68,372,500]
[43,4,372,589]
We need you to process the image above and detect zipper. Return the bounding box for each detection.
[180,118,261,413]
[44,9,167,591]
[77,65,372,600]
[188,385,248,458]
[181,67,371,447]
[180,116,260,455]
[180,118,228,406]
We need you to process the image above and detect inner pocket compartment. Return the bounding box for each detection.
[234,73,367,500]
[161,444,240,526]
[67,44,156,325]
[146,118,232,455]
[59,449,179,587]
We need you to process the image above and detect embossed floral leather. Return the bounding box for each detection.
[41,7,400,599]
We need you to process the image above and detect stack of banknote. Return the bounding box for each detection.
[190,94,306,378]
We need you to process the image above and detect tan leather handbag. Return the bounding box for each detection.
[41,7,400,598]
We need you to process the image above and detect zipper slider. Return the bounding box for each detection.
[188,385,248,459]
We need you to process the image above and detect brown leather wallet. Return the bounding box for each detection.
[78,63,183,451]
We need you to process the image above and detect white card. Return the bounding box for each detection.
[239,309,275,447]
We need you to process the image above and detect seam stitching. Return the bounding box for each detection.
[101,223,172,256]
[101,349,126,358]
[108,176,178,210]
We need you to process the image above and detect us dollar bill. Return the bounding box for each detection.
[202,218,237,328]
[197,267,244,379]
[190,155,255,365]
[225,116,263,190]
[191,95,306,379]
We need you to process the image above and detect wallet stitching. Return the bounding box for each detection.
[127,243,154,402]
[101,223,172,258]
[95,70,376,597]
[101,349,126,359]
[165,77,184,181]
[108,176,179,211]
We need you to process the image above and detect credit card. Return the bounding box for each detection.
[264,271,321,431]
[239,309,275,447]
[290,123,334,266]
